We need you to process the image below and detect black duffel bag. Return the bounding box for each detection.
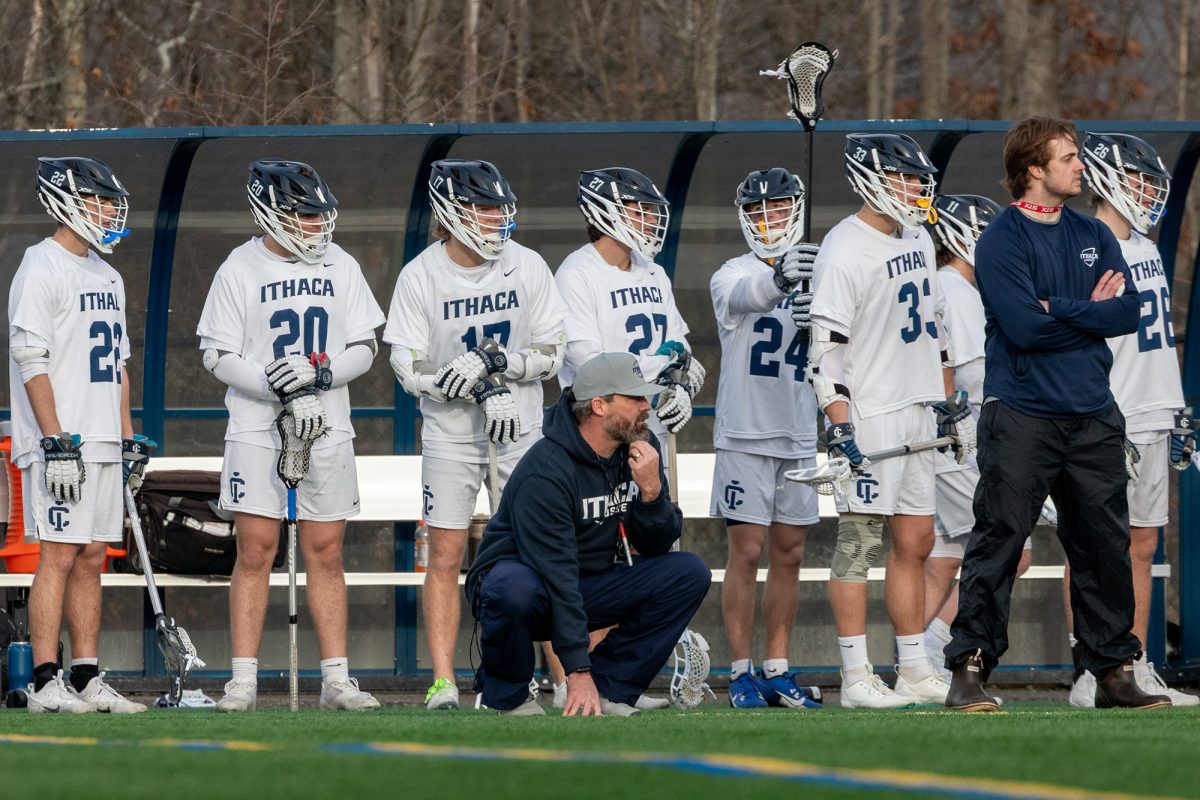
[118,470,284,576]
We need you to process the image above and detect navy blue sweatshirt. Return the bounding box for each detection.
[974,206,1139,418]
[466,391,683,673]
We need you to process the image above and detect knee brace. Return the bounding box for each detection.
[831,513,884,583]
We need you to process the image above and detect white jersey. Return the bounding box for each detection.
[196,237,385,448]
[709,253,817,457]
[937,266,985,418]
[555,243,690,387]
[1107,231,1184,434]
[810,216,944,418]
[383,239,567,462]
[8,238,130,468]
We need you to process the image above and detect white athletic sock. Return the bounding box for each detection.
[70,657,99,668]
[837,635,869,673]
[896,634,931,677]
[730,659,752,679]
[320,657,350,685]
[924,618,952,652]
[231,657,258,685]
[762,659,789,679]
[1068,633,1079,649]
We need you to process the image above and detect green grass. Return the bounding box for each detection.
[1,704,1197,799]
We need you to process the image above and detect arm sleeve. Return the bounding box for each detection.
[974,233,1093,352]
[210,352,276,402]
[510,474,592,672]
[11,327,50,381]
[328,341,375,387]
[389,345,447,402]
[711,266,783,330]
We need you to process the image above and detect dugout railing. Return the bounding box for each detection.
[0,120,1198,682]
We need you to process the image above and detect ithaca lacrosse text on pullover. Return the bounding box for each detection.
[467,391,683,673]
[974,206,1139,418]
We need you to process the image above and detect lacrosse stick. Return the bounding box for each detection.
[486,440,501,515]
[761,41,837,241]
[784,436,954,495]
[669,629,716,709]
[276,411,315,713]
[124,486,205,705]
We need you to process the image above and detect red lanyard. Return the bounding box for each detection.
[1011,201,1062,214]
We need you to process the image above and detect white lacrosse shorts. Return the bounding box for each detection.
[1127,433,1169,528]
[219,439,361,521]
[834,403,937,517]
[709,449,820,527]
[420,447,528,530]
[24,461,123,544]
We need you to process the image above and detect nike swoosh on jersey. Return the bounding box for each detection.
[323,263,334,268]
[503,266,516,277]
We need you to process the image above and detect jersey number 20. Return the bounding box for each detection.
[271,307,329,358]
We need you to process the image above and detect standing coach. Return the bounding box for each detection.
[944,116,1169,711]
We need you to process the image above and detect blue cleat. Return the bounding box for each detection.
[758,670,824,709]
[728,671,770,708]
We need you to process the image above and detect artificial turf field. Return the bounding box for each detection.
[1,703,1198,799]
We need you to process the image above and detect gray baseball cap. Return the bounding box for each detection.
[572,352,664,401]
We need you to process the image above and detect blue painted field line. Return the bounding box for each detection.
[0,733,1179,800]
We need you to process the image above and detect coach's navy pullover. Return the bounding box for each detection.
[974,206,1139,418]
[466,392,683,674]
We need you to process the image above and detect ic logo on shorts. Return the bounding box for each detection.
[422,484,434,517]
[229,472,245,504]
[47,505,70,532]
[723,480,745,510]
[856,474,879,505]
[1079,247,1099,268]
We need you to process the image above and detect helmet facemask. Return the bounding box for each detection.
[37,160,130,254]
[247,160,338,264]
[1084,156,1169,235]
[430,185,516,261]
[738,195,805,260]
[847,158,936,231]
[580,191,669,259]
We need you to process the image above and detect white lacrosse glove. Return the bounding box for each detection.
[435,339,508,400]
[283,392,328,441]
[773,243,818,293]
[265,354,317,397]
[790,290,813,330]
[655,382,693,433]
[931,391,976,465]
[1124,438,1141,481]
[472,376,520,444]
[42,433,86,504]
[669,629,716,710]
[122,434,157,496]
[655,341,705,397]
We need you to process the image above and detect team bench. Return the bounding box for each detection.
[0,454,1162,587]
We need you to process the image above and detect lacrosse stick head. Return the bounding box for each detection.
[783,456,853,496]
[275,411,314,489]
[669,629,717,709]
[778,42,837,130]
[155,617,205,703]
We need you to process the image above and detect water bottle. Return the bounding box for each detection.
[414,520,429,573]
[6,625,32,707]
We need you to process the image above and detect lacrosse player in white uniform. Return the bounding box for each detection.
[10,156,150,714]
[807,134,974,708]
[198,159,385,712]
[710,168,821,709]
[1065,132,1198,707]
[556,167,704,444]
[922,194,1035,680]
[384,159,567,711]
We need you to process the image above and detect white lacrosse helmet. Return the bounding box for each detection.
[247,159,338,263]
[1082,132,1171,234]
[735,168,806,260]
[927,194,1003,267]
[578,167,671,260]
[36,156,130,254]
[429,159,517,261]
[844,133,938,230]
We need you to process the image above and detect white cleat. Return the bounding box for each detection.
[215,678,258,713]
[1068,671,1096,708]
[894,667,951,704]
[552,681,567,710]
[599,697,641,717]
[500,694,546,716]
[27,672,94,714]
[74,673,147,713]
[634,694,671,710]
[1134,657,1200,707]
[839,666,912,709]
[320,677,381,711]
[424,677,460,710]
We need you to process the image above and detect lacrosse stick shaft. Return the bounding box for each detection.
[124,486,166,618]
[486,440,501,515]
[804,129,814,241]
[666,432,680,553]
[286,486,299,713]
[865,436,954,461]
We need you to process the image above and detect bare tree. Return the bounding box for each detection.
[462,0,480,122]
[59,0,87,126]
[920,0,949,117]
